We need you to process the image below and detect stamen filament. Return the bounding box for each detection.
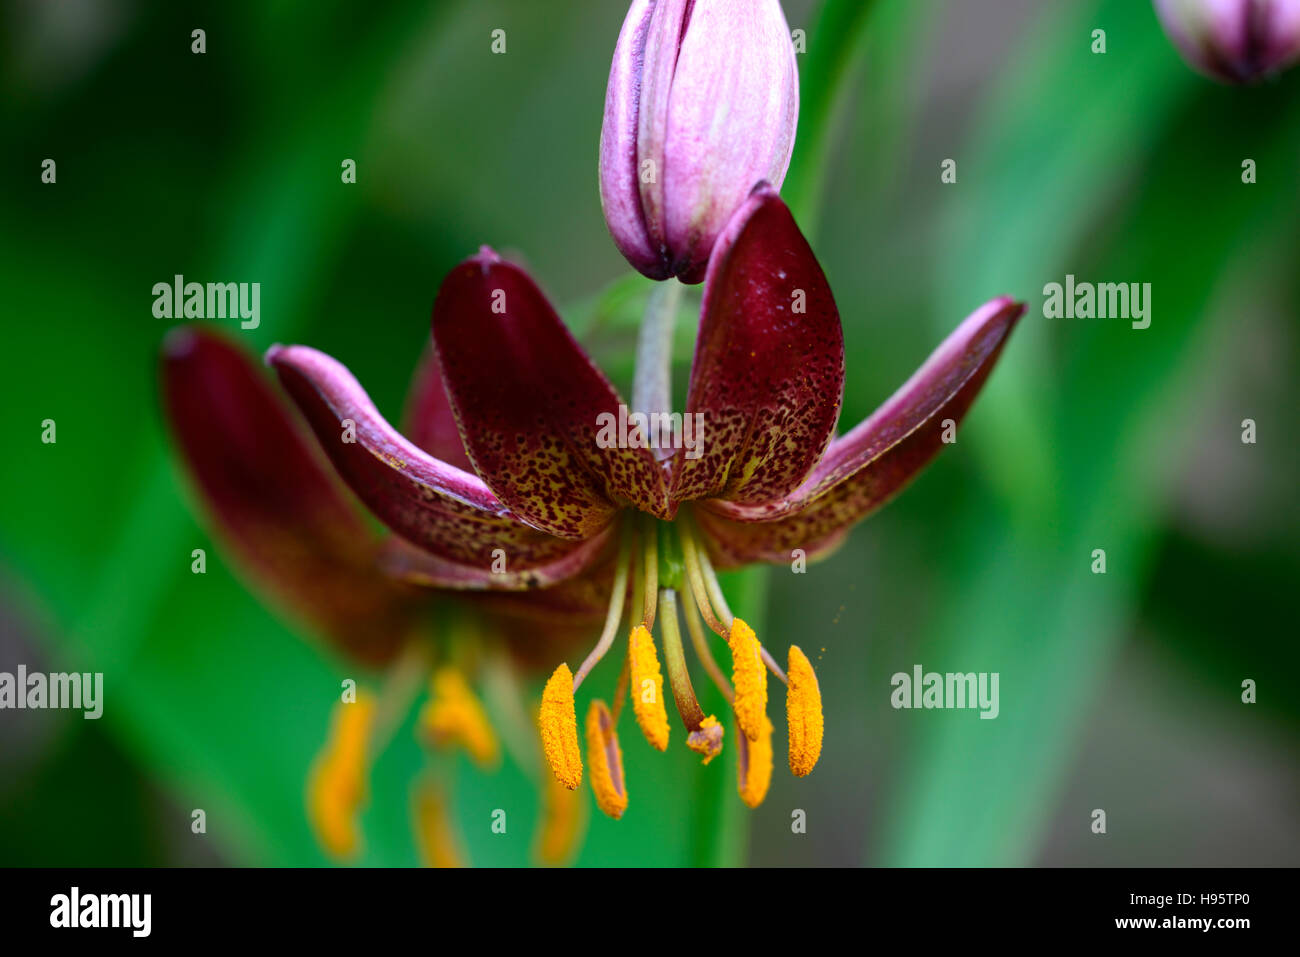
[641,517,659,628]
[682,589,733,702]
[629,527,646,634]
[761,647,789,687]
[610,647,631,725]
[657,588,706,731]
[679,520,728,637]
[572,526,633,691]
[682,518,789,688]
[684,514,734,626]
[370,637,433,755]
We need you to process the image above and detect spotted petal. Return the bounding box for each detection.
[402,339,475,472]
[670,184,844,507]
[266,343,593,573]
[431,248,671,533]
[697,297,1025,566]
[161,328,420,666]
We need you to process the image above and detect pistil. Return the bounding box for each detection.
[657,588,706,731]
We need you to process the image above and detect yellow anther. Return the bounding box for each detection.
[727,617,767,742]
[306,692,376,859]
[585,699,628,820]
[737,715,774,808]
[786,645,823,777]
[686,714,724,765]
[413,779,465,868]
[419,667,501,769]
[540,663,582,789]
[628,625,669,751]
[534,768,587,866]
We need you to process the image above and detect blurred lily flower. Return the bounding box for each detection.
[161,328,593,865]
[1154,0,1300,83]
[262,184,1024,818]
[600,0,799,283]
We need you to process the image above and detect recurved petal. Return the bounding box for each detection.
[378,524,613,591]
[266,343,583,570]
[696,297,1025,566]
[402,340,474,473]
[670,185,844,507]
[431,248,671,529]
[161,328,419,666]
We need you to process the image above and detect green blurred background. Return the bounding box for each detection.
[1,0,1297,866]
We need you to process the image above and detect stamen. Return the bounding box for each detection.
[683,512,735,626]
[686,715,724,764]
[370,637,433,755]
[761,646,789,687]
[540,664,582,789]
[737,716,774,808]
[307,692,377,859]
[641,518,659,628]
[610,647,631,725]
[657,588,707,731]
[412,776,465,868]
[534,765,586,866]
[628,624,669,750]
[585,699,629,820]
[727,618,767,742]
[420,667,501,769]
[786,646,824,777]
[679,520,729,637]
[572,529,633,691]
[682,592,733,701]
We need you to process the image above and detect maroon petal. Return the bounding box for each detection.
[670,184,844,506]
[379,525,613,591]
[696,297,1025,566]
[266,343,590,572]
[402,340,474,472]
[160,328,420,666]
[431,248,671,531]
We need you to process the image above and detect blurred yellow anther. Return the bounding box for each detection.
[419,667,500,769]
[628,625,669,751]
[727,617,767,742]
[686,714,724,765]
[786,646,823,777]
[307,692,376,860]
[535,766,587,866]
[737,715,774,808]
[585,699,628,820]
[540,664,582,789]
[413,779,464,868]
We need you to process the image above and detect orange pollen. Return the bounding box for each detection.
[585,699,629,820]
[628,625,669,751]
[786,645,824,777]
[737,715,775,808]
[686,714,724,765]
[727,617,767,741]
[539,664,582,789]
[419,667,500,769]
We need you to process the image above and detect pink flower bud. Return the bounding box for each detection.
[1154,0,1300,83]
[599,0,799,284]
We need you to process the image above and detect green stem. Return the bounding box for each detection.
[632,280,684,421]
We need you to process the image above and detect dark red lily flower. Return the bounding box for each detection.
[263,184,1025,816]
[161,328,595,864]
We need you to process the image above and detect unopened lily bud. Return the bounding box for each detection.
[1154,0,1300,84]
[599,0,799,283]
